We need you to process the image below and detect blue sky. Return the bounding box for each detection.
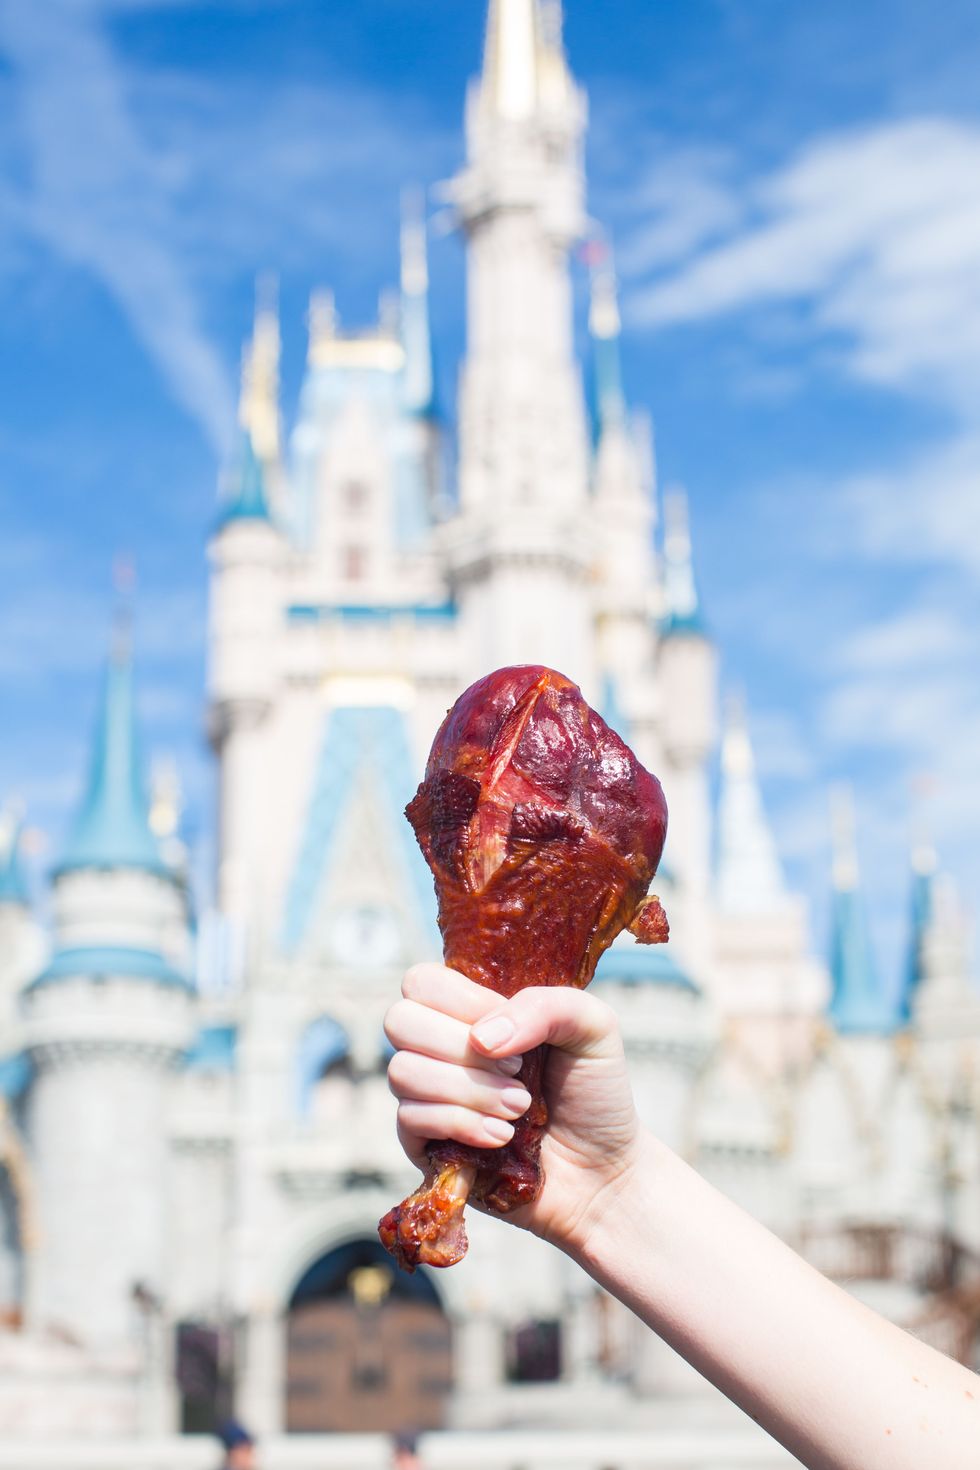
[1,0,978,990]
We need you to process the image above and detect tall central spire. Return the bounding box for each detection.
[482,0,543,119]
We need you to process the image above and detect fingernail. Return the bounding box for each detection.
[496,1054,524,1077]
[501,1086,532,1116]
[472,1014,515,1051]
[484,1117,514,1143]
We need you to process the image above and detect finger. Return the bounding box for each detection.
[402,963,502,1025]
[397,1101,514,1153]
[469,987,621,1062]
[385,997,523,1074]
[388,1050,532,1119]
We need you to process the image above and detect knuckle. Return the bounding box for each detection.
[386,1050,411,1093]
[383,998,412,1042]
[401,964,429,1000]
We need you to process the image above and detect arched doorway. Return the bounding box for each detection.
[285,1237,452,1433]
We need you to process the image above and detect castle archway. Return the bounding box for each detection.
[284,1236,451,1433]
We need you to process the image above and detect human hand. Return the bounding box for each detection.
[384,963,643,1256]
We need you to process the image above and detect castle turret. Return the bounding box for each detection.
[447,0,595,690]
[22,630,193,1360]
[208,433,284,935]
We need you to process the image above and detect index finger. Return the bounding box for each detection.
[402,963,502,1025]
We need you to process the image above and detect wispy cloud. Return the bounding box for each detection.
[624,118,980,419]
[0,2,236,452]
[0,0,454,454]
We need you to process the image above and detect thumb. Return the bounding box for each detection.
[469,987,620,1062]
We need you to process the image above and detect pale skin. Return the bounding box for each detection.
[385,963,980,1470]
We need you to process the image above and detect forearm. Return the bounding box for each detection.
[571,1132,979,1470]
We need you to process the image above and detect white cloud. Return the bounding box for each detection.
[615,147,742,275]
[836,431,980,573]
[838,606,972,674]
[625,118,980,419]
[0,2,236,453]
[0,1,453,454]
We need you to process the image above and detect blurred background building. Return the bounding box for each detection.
[0,1,977,1465]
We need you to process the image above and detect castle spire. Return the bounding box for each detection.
[715,693,787,915]
[57,621,167,878]
[661,488,705,636]
[481,0,544,120]
[827,786,891,1034]
[589,251,626,435]
[400,189,436,418]
[0,809,29,906]
[239,274,281,466]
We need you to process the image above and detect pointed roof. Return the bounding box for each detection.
[898,841,938,1022]
[217,431,272,527]
[400,192,437,419]
[716,695,787,915]
[826,787,894,1035]
[660,488,705,636]
[56,634,169,879]
[0,813,29,906]
[589,259,627,436]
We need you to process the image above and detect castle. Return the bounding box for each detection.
[0,1,977,1462]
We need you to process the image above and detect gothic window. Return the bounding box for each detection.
[505,1318,562,1382]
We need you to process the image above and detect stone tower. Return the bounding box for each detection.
[21,632,193,1365]
[448,0,596,691]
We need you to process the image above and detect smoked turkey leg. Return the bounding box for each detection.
[379,665,669,1271]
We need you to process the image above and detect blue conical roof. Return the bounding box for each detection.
[828,888,894,1033]
[0,818,29,905]
[217,432,271,527]
[56,641,169,879]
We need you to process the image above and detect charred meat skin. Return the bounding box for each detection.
[379,666,668,1271]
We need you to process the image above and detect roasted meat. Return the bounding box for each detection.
[378,665,669,1271]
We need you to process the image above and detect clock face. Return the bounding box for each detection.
[328,904,401,968]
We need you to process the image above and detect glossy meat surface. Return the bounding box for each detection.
[379,665,668,1271]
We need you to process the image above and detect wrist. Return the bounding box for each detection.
[560,1128,677,1272]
